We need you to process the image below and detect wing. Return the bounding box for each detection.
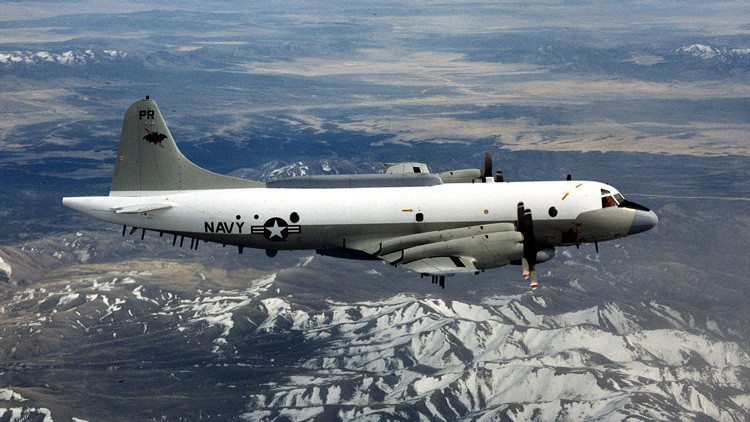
[348,222,524,276]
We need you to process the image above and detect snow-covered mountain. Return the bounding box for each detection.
[0,50,126,67]
[476,42,750,80]
[0,388,52,422]
[676,44,750,62]
[230,159,383,182]
[0,236,747,421]
[241,294,749,421]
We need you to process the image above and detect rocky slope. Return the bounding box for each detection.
[0,232,747,421]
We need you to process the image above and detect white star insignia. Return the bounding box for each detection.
[266,220,286,239]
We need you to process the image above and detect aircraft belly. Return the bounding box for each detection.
[237,221,509,250]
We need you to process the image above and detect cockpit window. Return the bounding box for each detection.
[601,189,625,208]
[602,195,618,208]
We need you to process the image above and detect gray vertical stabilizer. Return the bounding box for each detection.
[110,98,264,196]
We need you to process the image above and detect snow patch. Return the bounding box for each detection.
[678,44,718,59]
[258,298,292,331]
[627,53,665,65]
[0,407,53,422]
[0,256,11,282]
[57,293,80,307]
[166,274,277,351]
[0,389,26,402]
[297,255,314,267]
[569,279,584,291]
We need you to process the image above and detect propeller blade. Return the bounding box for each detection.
[522,257,530,278]
[517,202,539,289]
[482,152,492,181]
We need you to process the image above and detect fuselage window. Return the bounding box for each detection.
[416,212,424,222]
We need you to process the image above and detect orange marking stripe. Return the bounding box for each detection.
[561,192,569,201]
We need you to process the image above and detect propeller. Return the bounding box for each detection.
[517,202,538,290]
[481,152,492,182]
[480,152,504,182]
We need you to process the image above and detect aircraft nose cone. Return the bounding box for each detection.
[628,210,658,235]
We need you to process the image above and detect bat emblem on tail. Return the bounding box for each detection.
[143,128,167,148]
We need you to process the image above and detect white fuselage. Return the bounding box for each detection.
[63,180,637,251]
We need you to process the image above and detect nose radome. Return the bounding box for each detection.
[628,210,658,235]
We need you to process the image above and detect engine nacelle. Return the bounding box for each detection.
[535,246,555,264]
[511,247,555,265]
[438,168,482,184]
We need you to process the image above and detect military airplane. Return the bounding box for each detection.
[63,98,658,289]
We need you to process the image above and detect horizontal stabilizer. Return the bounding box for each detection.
[113,202,174,214]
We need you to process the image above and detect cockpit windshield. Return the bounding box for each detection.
[600,187,651,211]
[601,189,624,208]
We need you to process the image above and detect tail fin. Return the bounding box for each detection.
[110,98,264,196]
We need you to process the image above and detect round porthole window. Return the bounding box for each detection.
[290,212,300,223]
[548,207,558,217]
